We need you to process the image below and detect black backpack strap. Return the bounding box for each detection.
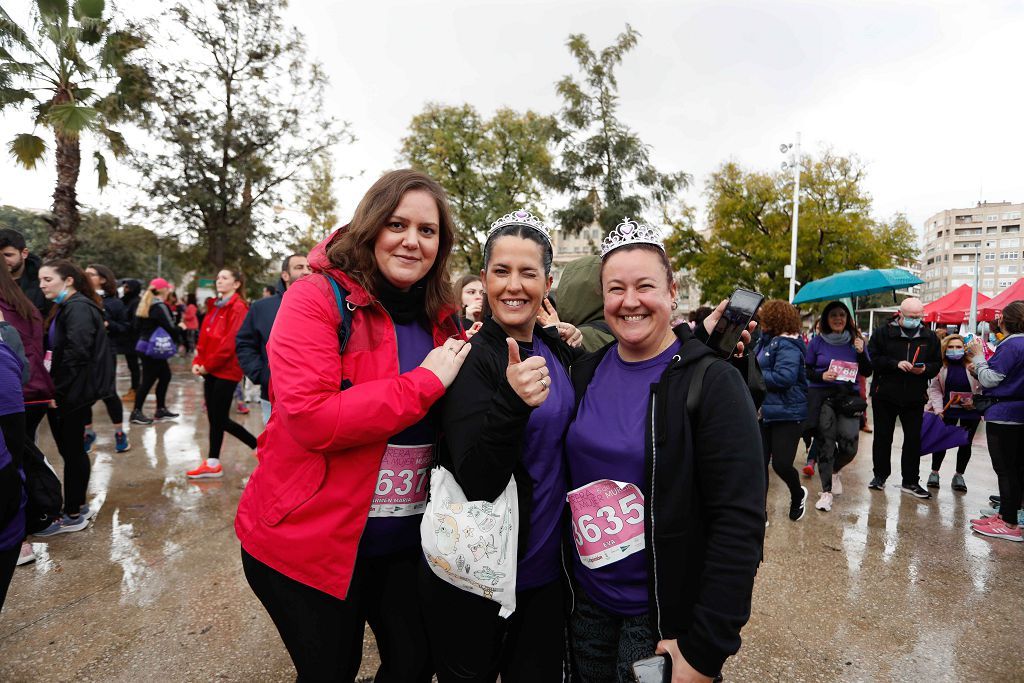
[324,275,354,389]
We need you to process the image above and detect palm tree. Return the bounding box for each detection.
[0,0,150,258]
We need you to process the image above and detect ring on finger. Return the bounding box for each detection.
[539,377,550,388]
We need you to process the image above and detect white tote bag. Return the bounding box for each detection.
[420,465,519,617]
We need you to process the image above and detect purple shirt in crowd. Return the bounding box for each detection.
[565,340,681,616]
[358,320,436,557]
[943,362,978,421]
[805,335,864,389]
[515,335,574,591]
[0,342,26,552]
[981,335,1024,424]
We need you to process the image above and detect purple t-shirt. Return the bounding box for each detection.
[943,362,979,421]
[0,343,26,552]
[358,320,437,557]
[982,335,1024,423]
[515,335,574,591]
[565,340,681,616]
[805,335,865,389]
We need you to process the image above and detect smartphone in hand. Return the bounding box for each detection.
[707,288,765,358]
[631,654,671,683]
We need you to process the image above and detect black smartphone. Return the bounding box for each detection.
[631,654,671,683]
[707,288,765,358]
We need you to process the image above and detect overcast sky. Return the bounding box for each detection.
[1,0,1021,245]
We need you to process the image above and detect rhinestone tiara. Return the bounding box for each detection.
[600,217,665,258]
[486,209,552,244]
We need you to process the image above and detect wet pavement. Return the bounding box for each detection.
[1,358,1022,682]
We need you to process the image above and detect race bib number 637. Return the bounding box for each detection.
[567,479,645,569]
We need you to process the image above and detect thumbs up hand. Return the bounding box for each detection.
[505,337,550,407]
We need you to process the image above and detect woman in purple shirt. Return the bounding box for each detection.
[925,334,980,492]
[966,300,1024,542]
[566,220,765,683]
[423,210,582,682]
[804,301,872,512]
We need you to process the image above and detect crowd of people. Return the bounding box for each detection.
[0,167,1022,682]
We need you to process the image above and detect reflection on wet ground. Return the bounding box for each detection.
[1,359,1022,682]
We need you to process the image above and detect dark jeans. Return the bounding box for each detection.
[134,356,170,412]
[204,375,257,459]
[930,416,980,474]
[760,420,804,501]
[570,584,656,683]
[817,401,860,492]
[52,406,91,515]
[870,397,924,486]
[0,545,18,614]
[986,423,1024,525]
[87,395,124,427]
[123,350,141,391]
[184,329,198,353]
[242,546,432,683]
[419,564,565,683]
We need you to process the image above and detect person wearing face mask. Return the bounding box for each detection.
[867,297,941,498]
[925,335,981,492]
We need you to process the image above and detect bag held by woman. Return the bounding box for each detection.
[420,465,519,617]
[135,326,177,360]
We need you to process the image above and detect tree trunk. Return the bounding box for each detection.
[49,129,81,260]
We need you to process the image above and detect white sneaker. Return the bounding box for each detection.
[832,473,843,495]
[815,492,833,512]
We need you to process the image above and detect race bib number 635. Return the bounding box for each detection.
[567,479,645,569]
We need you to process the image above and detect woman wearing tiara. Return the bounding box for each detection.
[565,219,765,683]
[421,209,583,682]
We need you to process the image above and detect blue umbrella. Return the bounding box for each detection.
[793,268,924,305]
[919,412,970,456]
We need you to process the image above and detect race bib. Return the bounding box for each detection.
[828,359,858,382]
[43,350,52,372]
[567,479,645,569]
[368,444,433,518]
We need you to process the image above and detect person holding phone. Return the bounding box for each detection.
[566,219,764,683]
[925,334,981,492]
[867,297,941,498]
[804,301,872,511]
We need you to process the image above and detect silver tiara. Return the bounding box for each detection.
[600,217,665,258]
[486,209,552,244]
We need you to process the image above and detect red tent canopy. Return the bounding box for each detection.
[923,284,990,324]
[977,278,1024,322]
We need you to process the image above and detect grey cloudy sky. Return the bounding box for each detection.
[1,0,1021,243]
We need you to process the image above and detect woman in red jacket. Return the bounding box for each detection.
[187,269,257,479]
[235,170,471,682]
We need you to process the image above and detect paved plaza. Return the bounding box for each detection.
[1,359,1022,682]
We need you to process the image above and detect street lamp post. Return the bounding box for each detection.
[780,132,802,302]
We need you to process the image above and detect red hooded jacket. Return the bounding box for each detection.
[193,293,248,382]
[235,230,462,600]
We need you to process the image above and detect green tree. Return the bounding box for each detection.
[551,24,689,234]
[0,0,151,258]
[287,151,340,254]
[667,151,919,304]
[401,103,557,273]
[134,0,349,275]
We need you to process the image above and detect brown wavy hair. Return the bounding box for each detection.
[1001,300,1024,335]
[326,169,455,320]
[759,299,802,335]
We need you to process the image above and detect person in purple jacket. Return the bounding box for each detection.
[804,301,872,512]
[966,300,1024,542]
[0,329,28,612]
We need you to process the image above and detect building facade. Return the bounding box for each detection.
[921,201,1024,300]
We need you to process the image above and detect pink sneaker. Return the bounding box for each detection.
[970,514,1001,526]
[972,521,1023,542]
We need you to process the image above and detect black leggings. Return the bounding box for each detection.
[123,350,141,391]
[242,546,432,683]
[0,545,18,614]
[53,406,91,516]
[204,375,256,459]
[419,563,565,682]
[760,420,804,501]
[87,395,123,426]
[930,416,980,474]
[986,423,1024,525]
[134,356,170,412]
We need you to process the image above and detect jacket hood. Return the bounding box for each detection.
[556,255,604,327]
[22,252,42,278]
[308,227,343,274]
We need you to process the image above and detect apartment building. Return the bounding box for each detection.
[920,201,1024,300]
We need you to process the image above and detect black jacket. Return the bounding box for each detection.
[50,293,115,412]
[136,300,179,346]
[236,292,282,400]
[17,253,50,318]
[868,322,941,405]
[570,324,765,678]
[439,317,579,556]
[101,294,133,354]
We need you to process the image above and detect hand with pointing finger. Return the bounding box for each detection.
[505,337,550,407]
